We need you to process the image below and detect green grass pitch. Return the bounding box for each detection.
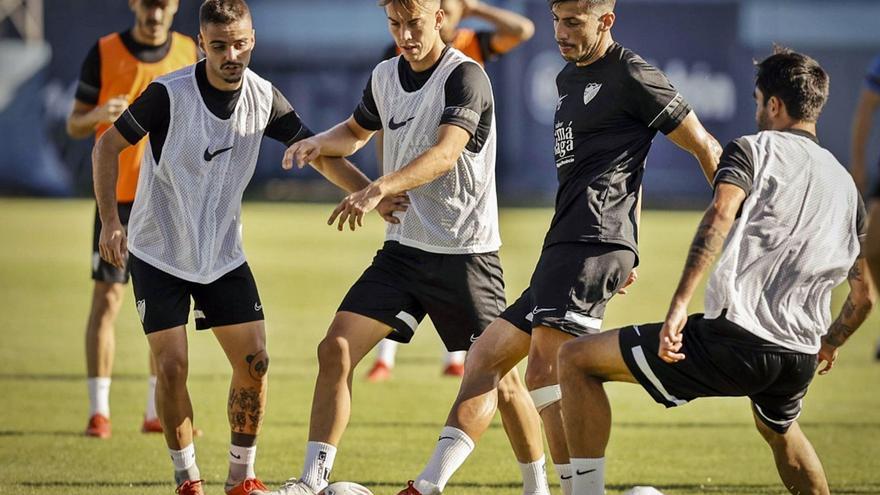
[0,199,877,494]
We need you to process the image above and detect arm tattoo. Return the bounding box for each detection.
[824,299,857,347]
[685,224,728,271]
[849,260,863,283]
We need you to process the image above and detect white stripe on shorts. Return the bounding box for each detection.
[631,345,688,406]
[395,311,418,332]
[564,311,602,330]
[754,401,801,427]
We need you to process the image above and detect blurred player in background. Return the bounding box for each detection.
[558,48,873,495]
[65,0,196,439]
[848,54,880,358]
[367,0,535,382]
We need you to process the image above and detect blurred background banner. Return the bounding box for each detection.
[6,0,880,204]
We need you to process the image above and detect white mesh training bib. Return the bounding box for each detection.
[127,64,273,283]
[372,48,501,254]
[705,130,862,354]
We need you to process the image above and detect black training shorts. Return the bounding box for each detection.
[130,255,264,334]
[619,314,817,434]
[502,242,635,337]
[338,241,506,352]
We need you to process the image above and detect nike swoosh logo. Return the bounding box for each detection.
[254,302,262,311]
[560,475,572,480]
[230,451,241,460]
[576,469,596,476]
[388,116,414,130]
[438,436,455,442]
[532,307,556,315]
[469,333,478,343]
[204,146,233,162]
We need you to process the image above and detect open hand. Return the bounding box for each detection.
[329,183,385,231]
[283,137,322,170]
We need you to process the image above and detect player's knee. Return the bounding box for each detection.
[524,358,556,390]
[317,335,351,374]
[156,353,188,385]
[558,337,597,376]
[496,371,526,405]
[92,282,124,315]
[242,348,269,383]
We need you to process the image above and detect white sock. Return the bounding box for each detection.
[570,458,605,495]
[555,463,572,495]
[519,455,550,495]
[145,375,158,420]
[444,350,466,366]
[416,426,475,494]
[88,377,111,417]
[301,441,336,492]
[228,444,257,485]
[376,339,398,367]
[170,444,200,484]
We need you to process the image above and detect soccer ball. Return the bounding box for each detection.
[319,482,373,495]
[622,487,664,495]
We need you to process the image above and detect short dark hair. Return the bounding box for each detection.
[755,47,829,122]
[548,0,616,11]
[199,0,251,26]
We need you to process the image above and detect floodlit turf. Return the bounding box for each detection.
[0,198,877,495]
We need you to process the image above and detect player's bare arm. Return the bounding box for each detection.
[66,96,130,139]
[659,182,746,363]
[91,126,132,269]
[328,124,470,232]
[849,89,880,193]
[666,111,723,184]
[463,0,535,53]
[309,156,410,224]
[283,116,376,169]
[818,255,875,374]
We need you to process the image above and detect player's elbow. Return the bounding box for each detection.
[516,19,535,41]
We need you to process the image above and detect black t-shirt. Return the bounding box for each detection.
[714,129,869,240]
[114,60,312,161]
[353,48,493,154]
[75,30,178,105]
[547,43,692,257]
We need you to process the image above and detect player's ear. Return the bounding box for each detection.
[768,95,783,118]
[435,7,444,30]
[598,12,615,31]
[197,32,206,55]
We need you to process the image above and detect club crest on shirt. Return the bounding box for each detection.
[583,83,602,106]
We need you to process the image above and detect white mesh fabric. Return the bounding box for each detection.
[705,131,862,353]
[127,65,272,283]
[372,49,500,254]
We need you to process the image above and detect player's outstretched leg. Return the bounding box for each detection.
[557,329,637,495]
[524,326,576,495]
[214,321,270,495]
[84,280,124,438]
[753,415,830,495]
[147,326,203,494]
[401,318,548,495]
[269,312,391,495]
